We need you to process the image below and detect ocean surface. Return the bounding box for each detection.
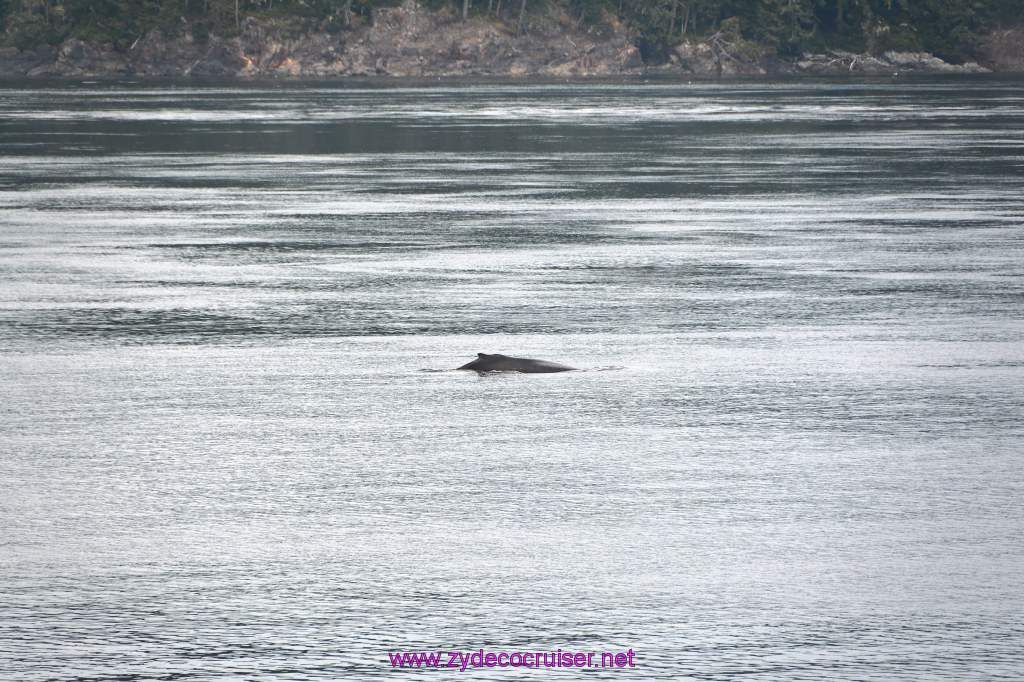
[1,77,1023,681]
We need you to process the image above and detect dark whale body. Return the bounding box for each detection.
[457,353,577,373]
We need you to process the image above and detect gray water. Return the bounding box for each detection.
[1,78,1023,681]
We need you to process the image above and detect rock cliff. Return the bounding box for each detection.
[1,5,641,78]
[0,3,1012,79]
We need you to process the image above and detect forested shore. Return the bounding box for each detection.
[1,0,1021,77]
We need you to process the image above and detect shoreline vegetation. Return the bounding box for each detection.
[1,0,1022,78]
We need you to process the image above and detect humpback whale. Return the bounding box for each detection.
[456,353,577,373]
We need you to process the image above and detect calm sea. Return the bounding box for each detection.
[1,78,1023,680]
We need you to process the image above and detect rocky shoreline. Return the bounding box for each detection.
[0,4,1017,79]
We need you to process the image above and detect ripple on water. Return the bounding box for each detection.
[1,79,1023,681]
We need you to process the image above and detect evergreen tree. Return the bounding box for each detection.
[0,0,1019,62]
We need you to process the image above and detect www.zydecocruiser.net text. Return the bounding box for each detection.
[388,649,637,670]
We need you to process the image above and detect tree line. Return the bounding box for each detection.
[1,0,1018,62]
[604,0,1018,61]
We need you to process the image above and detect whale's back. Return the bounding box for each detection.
[457,353,576,373]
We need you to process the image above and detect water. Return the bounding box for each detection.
[1,78,1023,680]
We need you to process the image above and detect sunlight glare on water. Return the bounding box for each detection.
[1,79,1023,681]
